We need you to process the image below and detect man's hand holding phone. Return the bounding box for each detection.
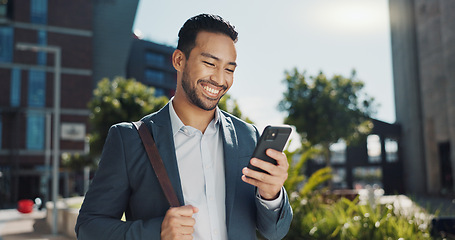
[241,125,291,200]
[242,148,289,200]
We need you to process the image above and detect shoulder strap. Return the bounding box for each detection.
[132,121,180,207]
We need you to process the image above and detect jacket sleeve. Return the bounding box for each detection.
[75,125,163,239]
[255,187,293,240]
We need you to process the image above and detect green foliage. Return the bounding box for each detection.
[279,69,376,163]
[284,142,331,196]
[218,94,253,123]
[285,195,433,240]
[283,143,433,240]
[88,77,168,157]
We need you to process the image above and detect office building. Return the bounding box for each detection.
[0,0,93,207]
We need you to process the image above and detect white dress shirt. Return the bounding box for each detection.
[168,100,282,240]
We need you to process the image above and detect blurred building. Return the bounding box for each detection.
[92,0,139,85]
[0,0,176,207]
[305,119,403,195]
[0,0,93,207]
[127,38,176,98]
[389,0,455,195]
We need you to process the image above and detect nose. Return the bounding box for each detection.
[210,68,225,86]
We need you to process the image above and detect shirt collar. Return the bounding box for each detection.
[169,98,221,136]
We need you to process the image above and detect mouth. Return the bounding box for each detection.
[200,81,226,99]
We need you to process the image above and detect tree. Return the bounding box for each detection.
[88,77,168,158]
[218,94,253,124]
[278,69,376,164]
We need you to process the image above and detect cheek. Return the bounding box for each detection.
[225,75,234,88]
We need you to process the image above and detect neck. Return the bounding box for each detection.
[172,94,216,133]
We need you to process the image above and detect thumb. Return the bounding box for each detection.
[192,206,199,214]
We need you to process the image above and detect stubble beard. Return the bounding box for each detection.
[181,70,226,111]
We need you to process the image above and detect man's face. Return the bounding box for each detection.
[180,31,237,111]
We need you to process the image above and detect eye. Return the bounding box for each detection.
[225,68,234,73]
[203,61,215,67]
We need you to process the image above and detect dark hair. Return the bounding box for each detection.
[177,13,238,58]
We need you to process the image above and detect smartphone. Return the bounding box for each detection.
[247,125,292,174]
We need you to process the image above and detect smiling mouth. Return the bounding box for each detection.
[200,80,226,98]
[203,85,221,95]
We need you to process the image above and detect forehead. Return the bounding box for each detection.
[192,31,237,61]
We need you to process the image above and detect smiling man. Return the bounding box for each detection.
[75,14,292,240]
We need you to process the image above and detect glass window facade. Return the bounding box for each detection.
[330,140,346,164]
[26,113,45,150]
[367,134,381,163]
[145,69,165,85]
[37,30,47,65]
[0,27,13,62]
[0,115,2,149]
[145,52,165,67]
[10,68,21,107]
[30,0,47,24]
[385,138,398,162]
[154,88,165,97]
[28,70,46,107]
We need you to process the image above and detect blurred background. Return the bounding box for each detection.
[0,0,454,239]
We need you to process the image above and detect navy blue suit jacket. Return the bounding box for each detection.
[75,104,292,239]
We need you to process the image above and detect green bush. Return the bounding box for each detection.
[283,144,434,239]
[286,194,433,239]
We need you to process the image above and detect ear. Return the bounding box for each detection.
[172,49,186,72]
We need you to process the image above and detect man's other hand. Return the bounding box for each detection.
[161,205,198,240]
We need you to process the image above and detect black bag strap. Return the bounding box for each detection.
[133,121,180,207]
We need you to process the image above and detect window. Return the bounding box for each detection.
[28,70,46,107]
[26,113,45,150]
[145,52,165,67]
[37,30,47,65]
[330,140,346,164]
[145,69,165,85]
[385,138,398,162]
[0,27,13,62]
[0,1,7,18]
[0,115,2,149]
[154,88,165,97]
[30,0,47,24]
[10,68,21,107]
[0,0,13,19]
[353,167,383,189]
[367,134,381,163]
[332,168,347,189]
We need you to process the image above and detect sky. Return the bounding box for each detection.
[133,0,395,147]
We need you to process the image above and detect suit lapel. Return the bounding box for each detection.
[145,104,185,206]
[220,113,239,227]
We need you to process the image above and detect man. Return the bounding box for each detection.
[76,14,292,240]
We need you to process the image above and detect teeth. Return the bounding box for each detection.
[204,85,220,95]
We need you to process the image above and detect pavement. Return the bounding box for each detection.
[0,209,74,240]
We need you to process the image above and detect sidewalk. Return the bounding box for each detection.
[0,209,74,240]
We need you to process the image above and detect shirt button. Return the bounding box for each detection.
[209,196,214,201]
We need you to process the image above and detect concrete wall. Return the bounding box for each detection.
[389,0,427,194]
[390,0,455,194]
[92,0,139,84]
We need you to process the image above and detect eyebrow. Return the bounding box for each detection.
[201,52,237,67]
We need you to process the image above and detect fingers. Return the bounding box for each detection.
[161,205,198,240]
[266,149,289,168]
[242,149,289,200]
